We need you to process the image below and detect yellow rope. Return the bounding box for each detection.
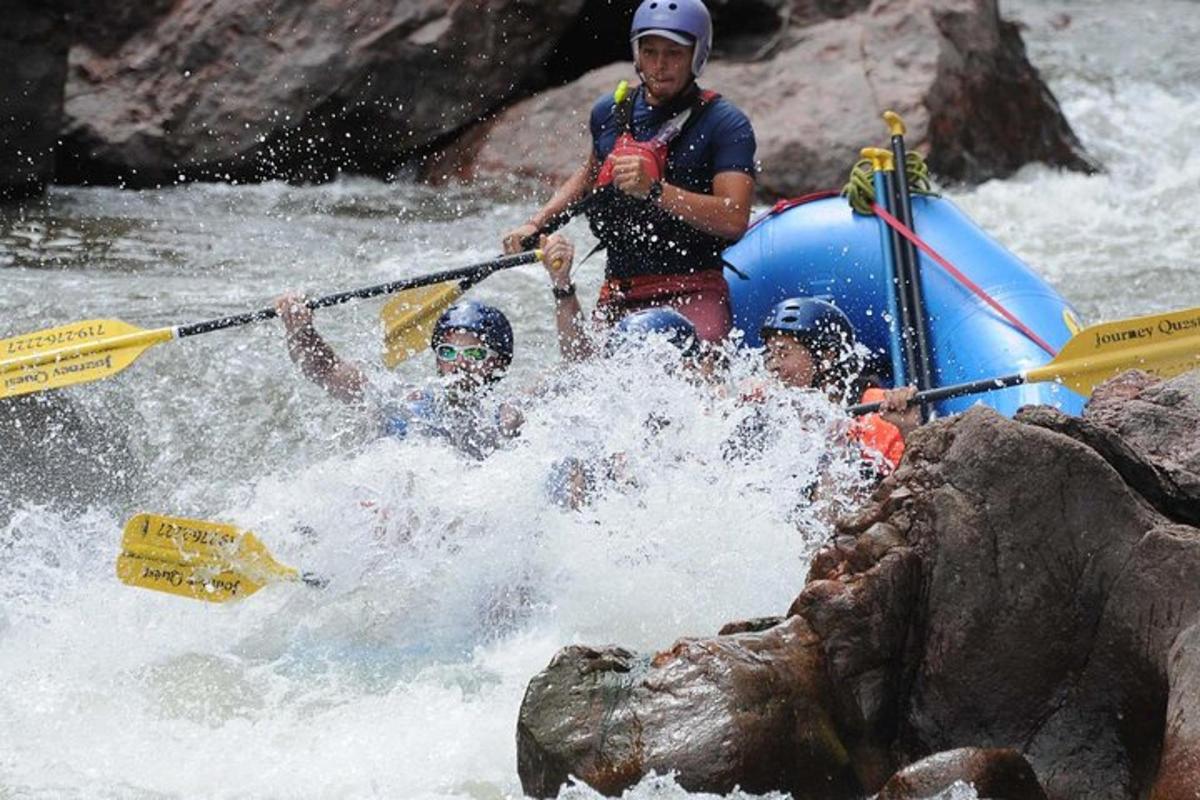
[842,151,935,216]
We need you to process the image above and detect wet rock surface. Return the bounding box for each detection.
[877,747,1047,799]
[59,0,589,186]
[434,0,1095,197]
[517,370,1200,799]
[1,0,1090,193]
[0,0,70,202]
[1018,370,1200,526]
[516,619,861,799]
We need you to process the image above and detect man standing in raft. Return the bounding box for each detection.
[502,0,757,342]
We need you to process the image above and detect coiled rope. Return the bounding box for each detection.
[842,152,935,215]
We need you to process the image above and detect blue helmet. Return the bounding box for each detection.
[630,0,713,78]
[609,307,700,358]
[760,297,856,353]
[432,300,513,365]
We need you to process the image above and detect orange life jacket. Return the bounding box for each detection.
[851,387,906,471]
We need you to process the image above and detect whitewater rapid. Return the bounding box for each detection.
[2,1,1199,797]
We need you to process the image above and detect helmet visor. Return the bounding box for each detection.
[632,28,695,47]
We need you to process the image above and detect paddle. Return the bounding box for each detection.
[846,305,1200,415]
[0,250,543,400]
[379,193,604,368]
[862,147,914,389]
[882,111,935,396]
[116,512,321,603]
[378,83,635,367]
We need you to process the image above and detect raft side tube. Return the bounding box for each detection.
[723,195,1087,417]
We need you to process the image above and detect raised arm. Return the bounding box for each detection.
[540,235,594,362]
[275,291,369,405]
[502,152,599,254]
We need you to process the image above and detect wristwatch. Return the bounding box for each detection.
[647,180,664,203]
[552,283,577,299]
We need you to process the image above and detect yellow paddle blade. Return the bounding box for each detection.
[380,281,465,369]
[118,513,298,603]
[1027,306,1200,394]
[116,552,268,603]
[0,319,174,399]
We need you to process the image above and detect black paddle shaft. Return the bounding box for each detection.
[516,191,605,250]
[174,251,542,339]
[880,168,922,391]
[889,132,935,395]
[847,373,1027,416]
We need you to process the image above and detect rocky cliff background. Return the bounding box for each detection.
[2,0,1095,201]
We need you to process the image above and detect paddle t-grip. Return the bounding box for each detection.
[883,110,906,137]
[861,147,895,172]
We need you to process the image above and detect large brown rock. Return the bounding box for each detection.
[0,0,70,201]
[1018,370,1200,526]
[1151,622,1200,799]
[517,370,1200,799]
[877,747,1047,799]
[810,406,1169,796]
[59,0,587,185]
[516,617,861,799]
[433,0,1095,197]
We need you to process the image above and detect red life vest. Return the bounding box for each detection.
[594,85,720,189]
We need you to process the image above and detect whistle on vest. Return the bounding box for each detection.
[596,132,668,189]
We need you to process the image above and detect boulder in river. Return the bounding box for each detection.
[516,369,1200,799]
[429,0,1097,197]
[59,0,589,185]
[50,0,1093,193]
[876,747,1047,799]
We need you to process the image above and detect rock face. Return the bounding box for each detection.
[44,0,1090,192]
[59,0,588,185]
[517,369,1200,799]
[0,0,70,201]
[434,0,1095,197]
[877,747,1047,800]
[1018,370,1200,527]
[516,621,861,799]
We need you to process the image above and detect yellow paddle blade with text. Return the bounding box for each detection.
[1027,306,1200,394]
[0,319,173,399]
[115,552,269,603]
[117,513,299,604]
[380,281,465,369]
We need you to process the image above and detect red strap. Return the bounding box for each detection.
[872,203,1057,357]
[747,191,841,231]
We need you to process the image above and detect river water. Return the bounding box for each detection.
[1,2,1197,797]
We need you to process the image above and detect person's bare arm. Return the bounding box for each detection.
[656,171,754,240]
[502,153,599,253]
[611,155,754,240]
[540,235,594,362]
[275,292,368,405]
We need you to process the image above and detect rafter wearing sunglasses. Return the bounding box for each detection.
[434,343,497,363]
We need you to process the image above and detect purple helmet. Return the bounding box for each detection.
[630,0,713,78]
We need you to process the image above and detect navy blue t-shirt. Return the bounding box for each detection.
[587,85,757,279]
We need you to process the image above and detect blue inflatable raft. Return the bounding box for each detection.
[723,193,1087,417]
